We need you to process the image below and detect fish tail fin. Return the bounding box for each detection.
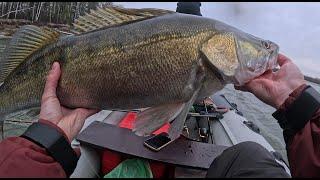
[0,25,60,116]
[0,25,60,83]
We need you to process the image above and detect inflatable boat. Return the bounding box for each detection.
[70,94,291,178]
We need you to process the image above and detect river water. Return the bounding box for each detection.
[217,82,320,162]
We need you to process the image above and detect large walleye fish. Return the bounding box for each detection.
[0,7,279,138]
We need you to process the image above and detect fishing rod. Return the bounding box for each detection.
[304,75,320,85]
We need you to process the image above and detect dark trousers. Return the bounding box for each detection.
[206,141,291,178]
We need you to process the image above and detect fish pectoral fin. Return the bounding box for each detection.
[71,6,175,34]
[168,88,201,140]
[201,32,239,82]
[133,102,185,137]
[0,25,60,83]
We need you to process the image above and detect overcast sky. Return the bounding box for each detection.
[116,2,320,78]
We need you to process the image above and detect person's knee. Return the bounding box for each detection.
[207,142,267,174]
[232,141,269,155]
[224,141,275,163]
[206,141,289,178]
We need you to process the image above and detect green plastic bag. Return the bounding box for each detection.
[104,158,153,178]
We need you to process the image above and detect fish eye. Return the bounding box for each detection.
[262,41,270,49]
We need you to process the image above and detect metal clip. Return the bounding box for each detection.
[198,128,207,138]
[183,125,189,137]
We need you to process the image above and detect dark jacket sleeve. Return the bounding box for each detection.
[176,2,202,16]
[277,84,320,177]
[0,120,79,178]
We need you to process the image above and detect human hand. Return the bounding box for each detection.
[39,62,99,142]
[235,54,306,109]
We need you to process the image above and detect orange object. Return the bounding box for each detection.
[118,112,170,134]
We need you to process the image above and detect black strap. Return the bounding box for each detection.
[273,85,320,132]
[21,122,79,177]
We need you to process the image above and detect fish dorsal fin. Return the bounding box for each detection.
[0,25,60,83]
[71,6,175,34]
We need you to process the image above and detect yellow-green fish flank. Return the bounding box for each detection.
[0,7,279,137]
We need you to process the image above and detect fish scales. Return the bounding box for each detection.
[0,14,218,113]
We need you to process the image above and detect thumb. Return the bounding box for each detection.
[42,62,61,101]
[236,79,263,93]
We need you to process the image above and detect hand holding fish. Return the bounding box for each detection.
[39,62,99,142]
[236,54,306,109]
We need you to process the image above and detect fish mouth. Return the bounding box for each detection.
[234,41,280,85]
[257,40,279,72]
[268,42,280,69]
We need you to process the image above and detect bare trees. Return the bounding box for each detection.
[0,2,113,25]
